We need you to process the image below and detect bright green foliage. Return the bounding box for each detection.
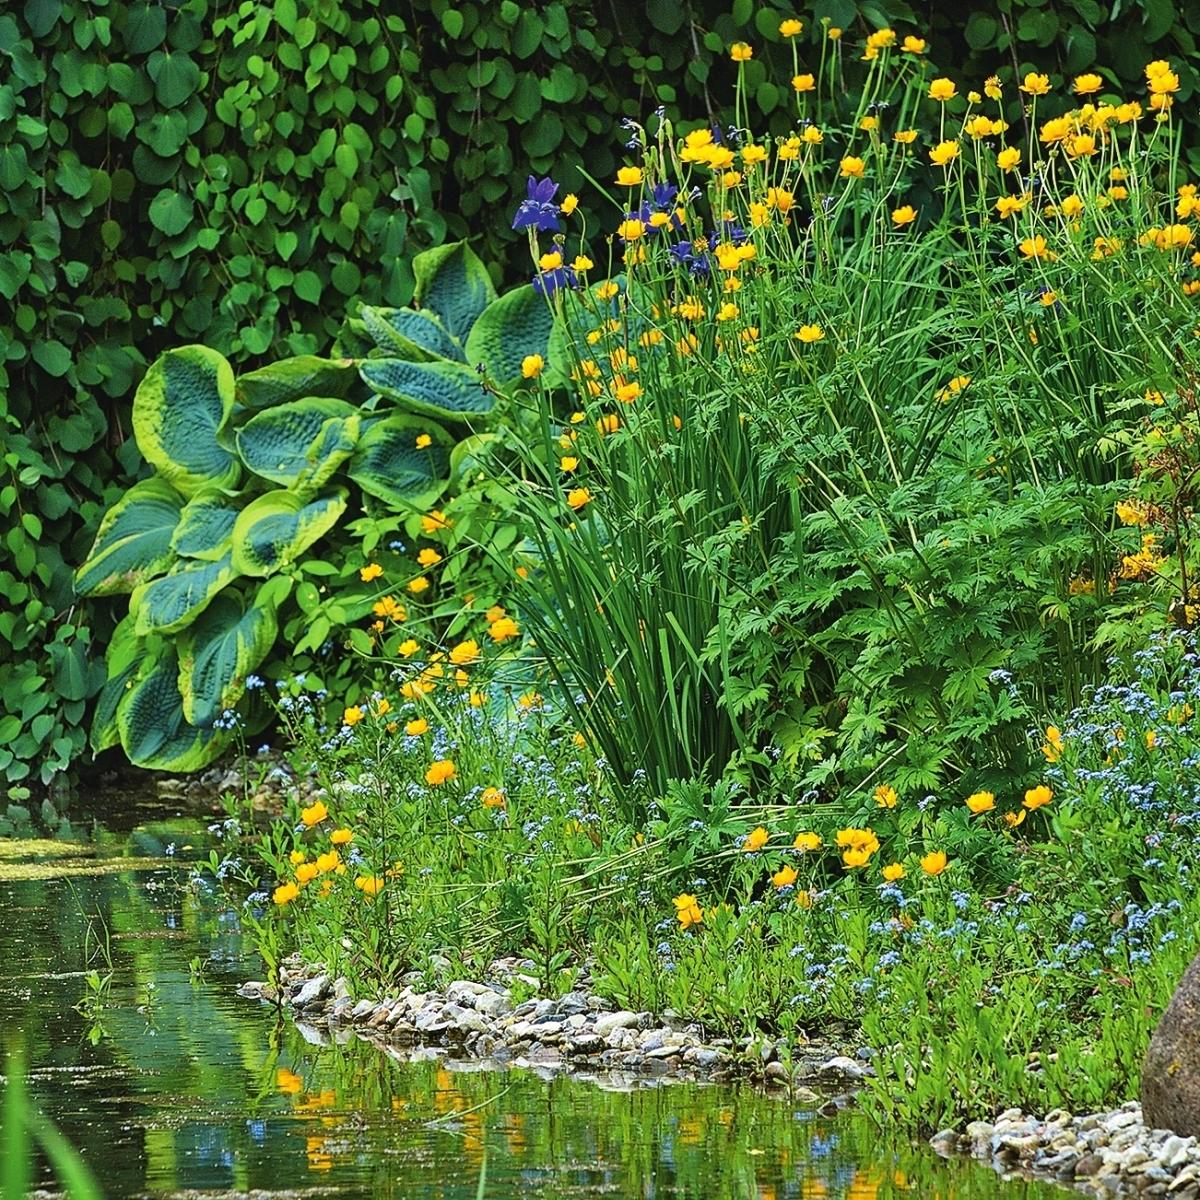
[75,244,552,770]
[465,285,557,389]
[4,0,1199,788]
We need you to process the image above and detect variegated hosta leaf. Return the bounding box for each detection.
[117,653,228,771]
[347,416,450,511]
[412,240,497,343]
[359,306,466,362]
[177,590,280,727]
[231,488,348,577]
[171,487,240,561]
[465,283,555,389]
[235,355,359,410]
[236,397,359,488]
[359,357,494,422]
[89,615,149,754]
[132,553,236,636]
[74,477,184,597]
[132,346,240,497]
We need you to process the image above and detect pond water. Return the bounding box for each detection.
[0,801,1067,1199]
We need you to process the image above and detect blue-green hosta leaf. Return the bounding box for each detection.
[236,397,359,488]
[412,240,497,342]
[359,306,466,362]
[171,487,240,560]
[177,590,280,726]
[74,477,184,597]
[132,346,240,497]
[235,355,359,410]
[360,357,494,422]
[117,654,228,771]
[132,553,235,636]
[231,489,348,577]
[347,416,450,510]
[465,284,555,389]
[89,616,150,754]
[333,315,376,358]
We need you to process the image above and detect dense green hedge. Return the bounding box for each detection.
[2,0,1199,792]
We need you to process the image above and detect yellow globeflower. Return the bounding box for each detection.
[920,850,949,876]
[615,165,644,186]
[840,155,865,179]
[1020,72,1051,96]
[772,864,799,889]
[521,354,544,379]
[928,140,959,167]
[301,800,328,827]
[882,862,905,881]
[1073,73,1102,95]
[891,204,916,227]
[928,77,957,102]
[794,831,822,851]
[795,324,825,344]
[425,759,457,786]
[965,791,995,814]
[729,42,753,62]
[792,73,815,93]
[779,19,803,37]
[273,882,300,906]
[1023,785,1053,810]
[359,562,383,582]
[742,826,769,852]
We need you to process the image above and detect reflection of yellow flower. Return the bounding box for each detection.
[276,1066,304,1093]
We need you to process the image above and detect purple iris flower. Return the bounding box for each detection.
[722,220,749,245]
[532,266,578,297]
[512,176,562,233]
[651,183,679,208]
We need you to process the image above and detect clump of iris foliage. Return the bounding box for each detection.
[214,22,1200,1133]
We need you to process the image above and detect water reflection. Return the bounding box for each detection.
[0,815,1065,1198]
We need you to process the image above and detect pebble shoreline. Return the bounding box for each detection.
[238,956,868,1106]
[933,1104,1200,1196]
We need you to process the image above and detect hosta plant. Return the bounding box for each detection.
[76,242,551,771]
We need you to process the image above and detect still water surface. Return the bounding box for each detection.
[0,801,1066,1199]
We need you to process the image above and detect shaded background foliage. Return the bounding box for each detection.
[2,0,1199,792]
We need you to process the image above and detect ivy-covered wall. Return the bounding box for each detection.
[2,0,1198,792]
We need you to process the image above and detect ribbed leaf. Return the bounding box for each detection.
[236,397,359,488]
[177,589,279,726]
[235,355,359,410]
[116,654,227,771]
[359,306,466,361]
[74,477,183,597]
[360,357,494,422]
[132,553,235,636]
[132,346,240,497]
[347,416,450,510]
[231,489,348,577]
[465,284,555,389]
[89,615,149,754]
[412,240,497,342]
[171,487,240,560]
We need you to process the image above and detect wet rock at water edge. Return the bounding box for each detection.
[1143,951,1200,1137]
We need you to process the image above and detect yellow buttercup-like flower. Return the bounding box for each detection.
[795,324,825,344]
[965,791,995,814]
[425,759,457,786]
[729,41,753,62]
[743,826,769,852]
[1020,72,1051,96]
[927,77,957,102]
[615,165,643,186]
[891,204,916,227]
[920,850,948,876]
[928,140,959,167]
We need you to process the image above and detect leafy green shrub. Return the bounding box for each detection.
[74,243,549,771]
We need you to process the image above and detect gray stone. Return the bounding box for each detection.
[816,1055,871,1080]
[292,975,330,1008]
[1145,953,1200,1137]
[474,991,512,1018]
[594,1010,640,1037]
